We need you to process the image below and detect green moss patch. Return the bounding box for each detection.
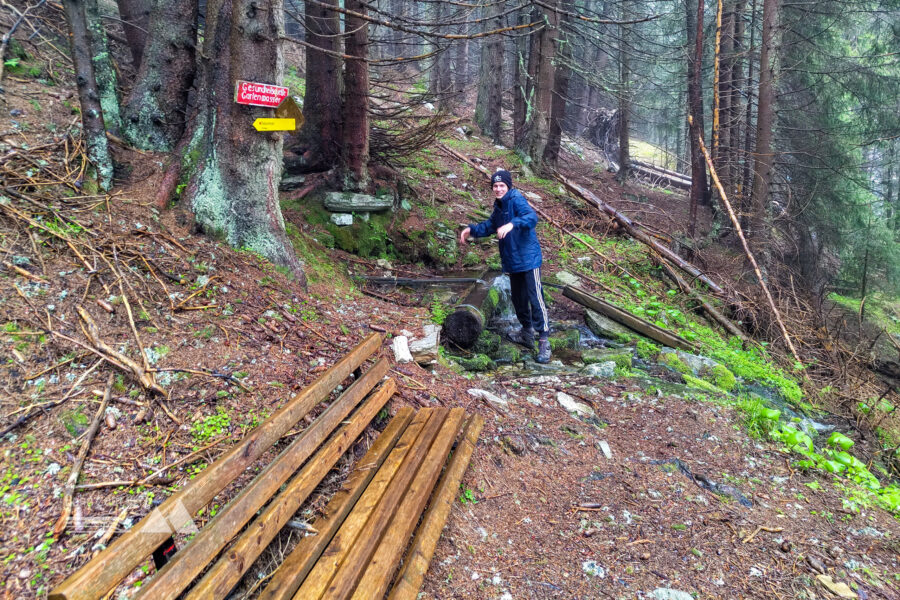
[701,364,736,392]
[453,353,496,372]
[660,352,691,374]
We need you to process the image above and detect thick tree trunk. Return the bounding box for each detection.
[474,0,502,142]
[115,0,149,68]
[512,8,529,148]
[63,0,113,191]
[686,0,709,237]
[340,0,370,191]
[741,0,758,230]
[295,0,342,170]
[616,5,631,182]
[521,1,558,174]
[543,2,571,167]
[749,0,778,250]
[84,0,121,134]
[121,0,196,151]
[453,31,468,102]
[727,0,747,203]
[181,0,303,278]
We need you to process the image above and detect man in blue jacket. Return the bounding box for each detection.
[459,169,551,364]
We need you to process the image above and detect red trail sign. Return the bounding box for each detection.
[234,80,289,108]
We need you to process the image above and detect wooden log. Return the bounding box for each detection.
[133,358,391,600]
[185,378,399,599]
[443,278,499,348]
[49,333,382,600]
[339,408,466,600]
[257,407,416,600]
[295,408,449,600]
[386,413,484,600]
[554,174,725,296]
[562,285,697,352]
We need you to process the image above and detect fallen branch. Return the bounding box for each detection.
[53,373,114,539]
[151,367,253,393]
[692,117,801,365]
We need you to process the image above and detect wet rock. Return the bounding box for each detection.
[582,348,632,368]
[584,309,633,342]
[581,361,616,378]
[391,336,413,364]
[549,329,580,350]
[852,527,883,538]
[409,324,440,365]
[659,348,720,376]
[323,191,393,212]
[598,440,612,459]
[557,392,594,417]
[523,191,542,203]
[651,589,693,600]
[467,388,509,412]
[330,213,353,226]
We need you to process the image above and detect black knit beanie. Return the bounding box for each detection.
[491,169,513,189]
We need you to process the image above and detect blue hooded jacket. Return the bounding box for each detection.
[468,187,542,273]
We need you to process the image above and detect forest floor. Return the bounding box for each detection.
[1,22,900,600]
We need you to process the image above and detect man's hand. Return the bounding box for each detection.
[459,227,471,245]
[497,223,514,239]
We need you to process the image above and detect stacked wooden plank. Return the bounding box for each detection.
[49,332,483,600]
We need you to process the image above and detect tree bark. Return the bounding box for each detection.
[340,0,370,191]
[512,7,529,148]
[84,0,121,134]
[616,2,631,182]
[180,0,303,277]
[686,0,709,237]
[543,0,572,167]
[749,0,779,252]
[521,0,558,174]
[121,0,196,151]
[115,0,150,68]
[741,0,758,230]
[62,0,113,191]
[474,0,502,142]
[294,0,342,170]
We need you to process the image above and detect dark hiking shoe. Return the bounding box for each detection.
[509,328,536,347]
[536,338,551,364]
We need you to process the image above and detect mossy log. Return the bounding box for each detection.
[444,277,498,348]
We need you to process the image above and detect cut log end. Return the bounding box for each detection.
[443,306,484,349]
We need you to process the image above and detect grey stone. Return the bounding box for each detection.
[582,561,606,578]
[323,191,393,212]
[659,348,720,376]
[523,191,542,203]
[502,435,526,455]
[581,361,616,378]
[279,174,306,190]
[598,440,612,459]
[557,392,594,417]
[330,213,353,226]
[651,589,694,600]
[555,270,581,287]
[468,388,509,412]
[585,309,634,340]
[409,324,441,365]
[391,336,413,364]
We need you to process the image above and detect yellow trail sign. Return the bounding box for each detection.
[253,118,296,132]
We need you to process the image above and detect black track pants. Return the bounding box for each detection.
[508,268,549,337]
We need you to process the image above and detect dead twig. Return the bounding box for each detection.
[53,373,114,539]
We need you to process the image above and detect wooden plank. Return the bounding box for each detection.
[132,357,391,600]
[388,413,484,600]
[186,378,400,599]
[563,285,698,352]
[257,407,416,600]
[50,332,382,600]
[294,408,448,600]
[348,408,467,600]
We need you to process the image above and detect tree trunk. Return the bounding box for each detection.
[180,0,303,278]
[453,30,469,102]
[474,0,503,142]
[115,0,150,68]
[121,0,196,151]
[63,0,113,191]
[749,0,778,250]
[686,0,709,237]
[294,0,342,171]
[741,0,758,230]
[340,0,370,191]
[728,0,747,203]
[512,8,529,148]
[85,0,121,134]
[543,1,572,167]
[616,3,631,182]
[521,1,558,174]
